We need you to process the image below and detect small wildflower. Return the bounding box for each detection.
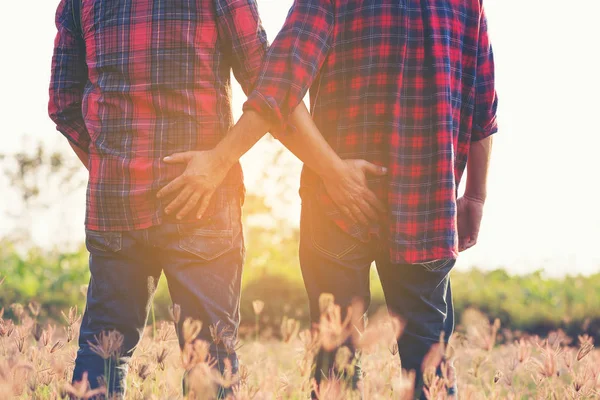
[280,316,300,343]
[156,321,176,342]
[252,300,265,316]
[318,293,335,315]
[577,334,594,361]
[532,340,562,379]
[209,321,233,346]
[10,303,25,320]
[238,364,250,386]
[516,338,531,364]
[182,318,203,344]
[318,303,353,352]
[62,306,81,331]
[571,368,594,396]
[156,347,171,369]
[88,330,124,360]
[0,319,15,337]
[64,372,106,400]
[28,301,41,317]
[169,303,181,324]
[137,363,152,381]
[181,340,211,370]
[223,337,243,355]
[312,378,345,400]
[32,322,44,342]
[389,342,399,356]
[391,369,416,400]
[493,370,503,384]
[50,341,64,354]
[40,325,56,347]
[334,346,353,373]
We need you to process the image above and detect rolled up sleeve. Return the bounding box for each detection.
[471,6,498,142]
[243,0,334,135]
[215,0,268,95]
[48,0,90,152]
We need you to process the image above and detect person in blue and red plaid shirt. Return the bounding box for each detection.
[164,0,498,397]
[49,0,385,397]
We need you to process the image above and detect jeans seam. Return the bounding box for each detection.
[308,200,358,259]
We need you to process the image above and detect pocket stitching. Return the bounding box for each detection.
[178,238,233,261]
[177,204,234,261]
[177,225,233,238]
[308,201,358,260]
[86,231,122,253]
[420,259,453,272]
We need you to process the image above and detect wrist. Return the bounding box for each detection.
[464,192,486,204]
[319,157,347,181]
[211,146,237,169]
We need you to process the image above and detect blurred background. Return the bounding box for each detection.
[0,0,599,339]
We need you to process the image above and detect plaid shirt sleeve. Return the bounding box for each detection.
[48,0,90,153]
[215,0,269,95]
[243,0,334,135]
[472,4,499,141]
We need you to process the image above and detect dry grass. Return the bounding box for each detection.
[0,302,599,400]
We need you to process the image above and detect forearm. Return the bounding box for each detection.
[214,110,271,167]
[69,142,89,170]
[465,136,493,201]
[277,102,345,180]
[213,103,347,182]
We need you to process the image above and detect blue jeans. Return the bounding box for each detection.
[72,190,244,397]
[299,197,456,399]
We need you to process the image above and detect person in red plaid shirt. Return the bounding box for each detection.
[48,0,385,396]
[164,0,498,397]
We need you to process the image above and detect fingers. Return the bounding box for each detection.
[459,235,477,252]
[360,161,387,177]
[157,177,186,199]
[163,152,194,164]
[176,192,202,220]
[339,205,357,223]
[196,192,214,220]
[349,204,369,226]
[363,190,387,214]
[356,198,379,222]
[165,186,194,216]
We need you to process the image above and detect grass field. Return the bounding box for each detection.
[1,197,599,399]
[1,298,599,400]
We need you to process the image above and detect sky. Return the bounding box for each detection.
[0,0,599,276]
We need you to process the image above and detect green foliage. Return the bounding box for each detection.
[452,268,600,339]
[0,240,89,319]
[2,232,600,342]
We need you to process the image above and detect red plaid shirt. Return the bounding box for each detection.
[49,0,267,231]
[244,0,498,264]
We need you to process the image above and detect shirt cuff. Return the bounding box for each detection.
[57,125,90,153]
[243,91,296,137]
[471,117,498,142]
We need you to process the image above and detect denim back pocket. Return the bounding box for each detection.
[419,259,454,272]
[177,201,234,261]
[85,230,123,253]
[306,199,368,262]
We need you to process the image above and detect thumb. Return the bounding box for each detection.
[163,152,193,164]
[361,161,387,176]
